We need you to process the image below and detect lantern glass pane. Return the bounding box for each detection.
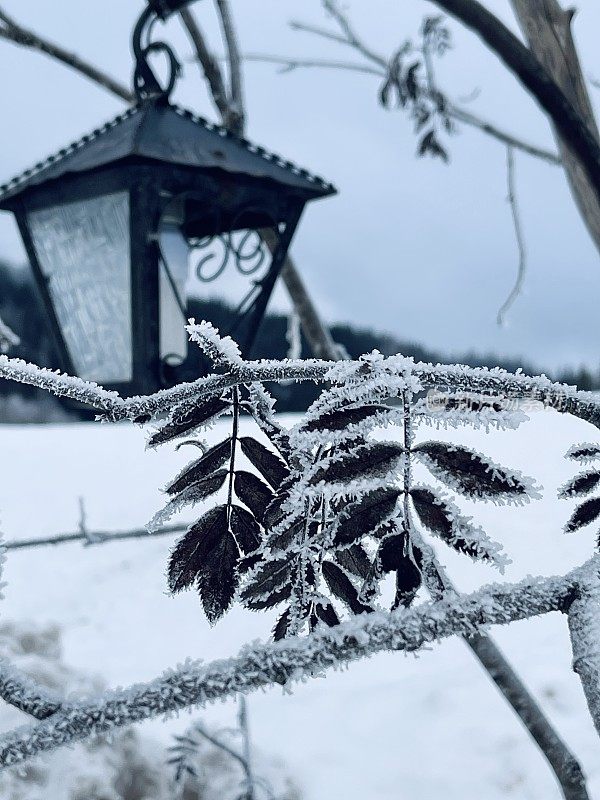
[159,224,188,365]
[27,192,132,384]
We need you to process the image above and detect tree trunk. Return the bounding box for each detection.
[510,0,600,253]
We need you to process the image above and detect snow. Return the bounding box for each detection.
[0,407,599,798]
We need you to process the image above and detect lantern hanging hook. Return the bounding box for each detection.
[132,3,183,103]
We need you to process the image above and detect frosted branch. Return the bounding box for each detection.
[0,568,580,769]
[568,559,600,737]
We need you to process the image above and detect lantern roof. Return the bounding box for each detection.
[0,101,336,207]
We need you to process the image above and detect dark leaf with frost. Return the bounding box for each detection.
[333,488,401,546]
[272,608,291,641]
[229,505,261,554]
[376,532,423,609]
[168,506,227,593]
[240,436,289,489]
[566,444,600,463]
[559,471,600,499]
[263,480,294,531]
[564,497,600,533]
[168,505,239,623]
[150,469,228,530]
[314,601,340,628]
[148,397,229,447]
[334,544,372,579]
[234,470,275,523]
[310,442,404,486]
[240,558,292,610]
[301,404,390,434]
[166,438,231,496]
[410,487,502,565]
[268,518,305,552]
[322,561,373,615]
[415,441,530,500]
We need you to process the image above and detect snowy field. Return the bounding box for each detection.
[0,407,599,799]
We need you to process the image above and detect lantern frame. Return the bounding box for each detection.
[0,48,335,395]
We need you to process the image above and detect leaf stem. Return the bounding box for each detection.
[227,388,240,526]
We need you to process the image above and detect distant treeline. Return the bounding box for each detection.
[0,260,598,422]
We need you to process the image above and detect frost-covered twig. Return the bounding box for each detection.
[3,522,187,552]
[0,661,62,720]
[2,329,600,428]
[0,568,581,769]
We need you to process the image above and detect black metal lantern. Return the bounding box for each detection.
[0,1,335,395]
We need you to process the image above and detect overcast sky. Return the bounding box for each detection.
[0,0,599,371]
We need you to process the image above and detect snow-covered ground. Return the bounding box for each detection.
[0,407,599,799]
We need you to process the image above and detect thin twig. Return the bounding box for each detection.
[497,146,527,325]
[240,53,385,77]
[3,522,187,552]
[0,5,133,102]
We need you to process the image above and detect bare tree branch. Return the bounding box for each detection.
[321,0,388,68]
[3,522,187,552]
[214,0,245,134]
[509,0,600,254]
[179,7,231,124]
[0,5,133,102]
[498,146,528,325]
[289,5,562,165]
[426,0,600,204]
[240,53,386,78]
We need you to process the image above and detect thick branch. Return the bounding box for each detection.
[510,0,600,254]
[0,6,132,102]
[427,0,600,204]
[3,338,600,428]
[0,570,578,769]
[568,562,600,738]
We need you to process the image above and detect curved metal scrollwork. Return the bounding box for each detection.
[132,5,182,102]
[190,208,278,284]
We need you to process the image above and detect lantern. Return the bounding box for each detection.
[0,1,335,395]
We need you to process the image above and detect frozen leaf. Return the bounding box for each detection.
[229,504,261,554]
[272,607,291,641]
[301,404,390,433]
[148,396,229,447]
[415,441,531,501]
[322,561,372,615]
[148,469,227,530]
[334,544,372,579]
[566,443,600,464]
[559,471,600,499]
[333,488,401,546]
[234,470,275,523]
[564,497,600,533]
[411,487,506,566]
[240,436,289,489]
[241,558,293,610]
[310,442,404,486]
[314,601,340,628]
[166,438,231,496]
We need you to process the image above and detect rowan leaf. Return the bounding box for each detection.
[564,497,600,533]
[166,438,231,496]
[322,561,372,615]
[234,470,275,523]
[415,441,530,501]
[239,436,289,488]
[559,471,600,499]
[310,442,404,486]
[148,397,229,447]
[333,488,401,546]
